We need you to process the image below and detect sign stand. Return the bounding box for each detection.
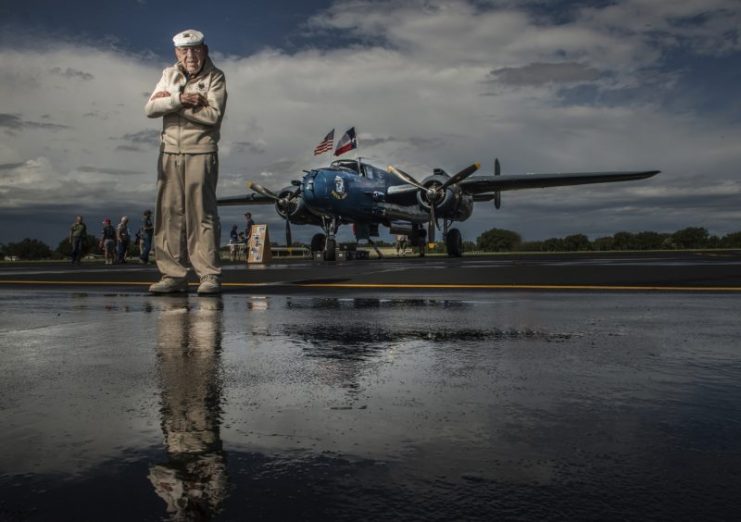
[247,224,272,264]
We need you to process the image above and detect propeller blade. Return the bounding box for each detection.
[285,219,292,247]
[387,165,426,190]
[494,158,501,209]
[440,162,480,191]
[246,181,280,200]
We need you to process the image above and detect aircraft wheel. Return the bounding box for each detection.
[310,233,326,253]
[446,228,463,257]
[324,238,336,261]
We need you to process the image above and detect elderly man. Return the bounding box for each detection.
[145,29,227,294]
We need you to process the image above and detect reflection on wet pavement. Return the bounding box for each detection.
[148,297,227,520]
[1,291,741,521]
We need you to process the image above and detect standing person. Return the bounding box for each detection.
[116,216,131,264]
[244,212,254,242]
[100,218,116,265]
[237,232,246,260]
[69,215,87,264]
[228,224,239,262]
[396,234,407,256]
[140,209,155,264]
[145,29,227,295]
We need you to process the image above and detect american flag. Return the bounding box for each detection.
[313,129,334,155]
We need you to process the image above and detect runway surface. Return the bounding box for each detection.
[1,289,740,521]
[1,250,741,293]
[1,253,741,520]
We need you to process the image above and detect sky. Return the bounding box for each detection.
[1,0,740,247]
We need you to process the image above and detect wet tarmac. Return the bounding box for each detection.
[1,289,741,521]
[2,251,741,293]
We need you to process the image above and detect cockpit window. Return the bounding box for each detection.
[329,160,385,180]
[330,159,360,174]
[362,163,381,179]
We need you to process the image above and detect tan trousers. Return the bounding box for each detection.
[155,152,221,279]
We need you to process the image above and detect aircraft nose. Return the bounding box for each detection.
[303,170,331,207]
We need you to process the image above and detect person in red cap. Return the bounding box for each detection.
[99,218,116,265]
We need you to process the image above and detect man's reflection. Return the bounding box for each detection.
[148,296,228,521]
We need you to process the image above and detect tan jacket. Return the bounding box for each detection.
[144,57,227,154]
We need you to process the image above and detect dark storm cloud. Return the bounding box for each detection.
[488,62,601,87]
[0,162,25,171]
[510,190,741,216]
[115,145,143,152]
[119,129,160,144]
[113,129,160,151]
[0,113,71,131]
[49,67,94,81]
[77,166,144,175]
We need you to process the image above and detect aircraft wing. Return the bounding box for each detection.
[217,193,275,206]
[460,170,660,194]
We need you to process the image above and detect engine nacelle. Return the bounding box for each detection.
[416,174,474,221]
[276,187,315,225]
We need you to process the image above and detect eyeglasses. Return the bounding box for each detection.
[176,46,204,55]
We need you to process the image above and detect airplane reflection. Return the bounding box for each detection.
[147,296,228,521]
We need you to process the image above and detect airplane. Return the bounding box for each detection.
[218,157,659,260]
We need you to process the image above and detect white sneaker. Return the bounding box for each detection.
[197,275,221,295]
[149,276,188,294]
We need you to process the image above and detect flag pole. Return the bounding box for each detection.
[355,127,361,175]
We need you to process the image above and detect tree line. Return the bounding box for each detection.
[3,226,741,260]
[476,227,741,252]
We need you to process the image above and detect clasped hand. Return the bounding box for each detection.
[150,90,207,108]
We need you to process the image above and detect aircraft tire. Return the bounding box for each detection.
[324,238,336,261]
[446,228,463,257]
[310,233,326,253]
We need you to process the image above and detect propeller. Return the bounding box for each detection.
[246,181,298,246]
[440,163,480,191]
[387,162,481,244]
[246,181,280,200]
[386,166,426,190]
[493,158,501,209]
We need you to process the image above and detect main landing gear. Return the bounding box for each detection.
[310,217,340,261]
[440,218,463,257]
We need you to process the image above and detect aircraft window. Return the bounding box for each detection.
[364,164,383,180]
[331,160,360,174]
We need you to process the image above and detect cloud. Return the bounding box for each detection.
[0,0,740,246]
[0,161,26,170]
[232,140,267,154]
[49,66,94,81]
[488,62,601,87]
[0,113,71,131]
[77,166,144,175]
[113,129,160,151]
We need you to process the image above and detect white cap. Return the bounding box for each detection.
[173,29,205,48]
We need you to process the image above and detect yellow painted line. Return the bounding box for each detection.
[1,280,740,292]
[0,280,265,287]
[298,283,741,292]
[0,280,154,286]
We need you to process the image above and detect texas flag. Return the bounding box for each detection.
[334,127,357,156]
